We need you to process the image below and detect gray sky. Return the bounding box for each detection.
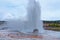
[0,0,60,21]
[40,0,60,20]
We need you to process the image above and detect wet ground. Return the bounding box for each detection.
[0,30,60,40]
[0,35,60,40]
[0,35,59,40]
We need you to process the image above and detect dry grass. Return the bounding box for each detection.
[44,27,60,31]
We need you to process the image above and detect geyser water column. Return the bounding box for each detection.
[27,0,44,33]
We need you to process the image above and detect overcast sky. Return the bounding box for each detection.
[0,0,60,21]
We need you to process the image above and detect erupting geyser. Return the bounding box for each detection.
[27,0,44,33]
